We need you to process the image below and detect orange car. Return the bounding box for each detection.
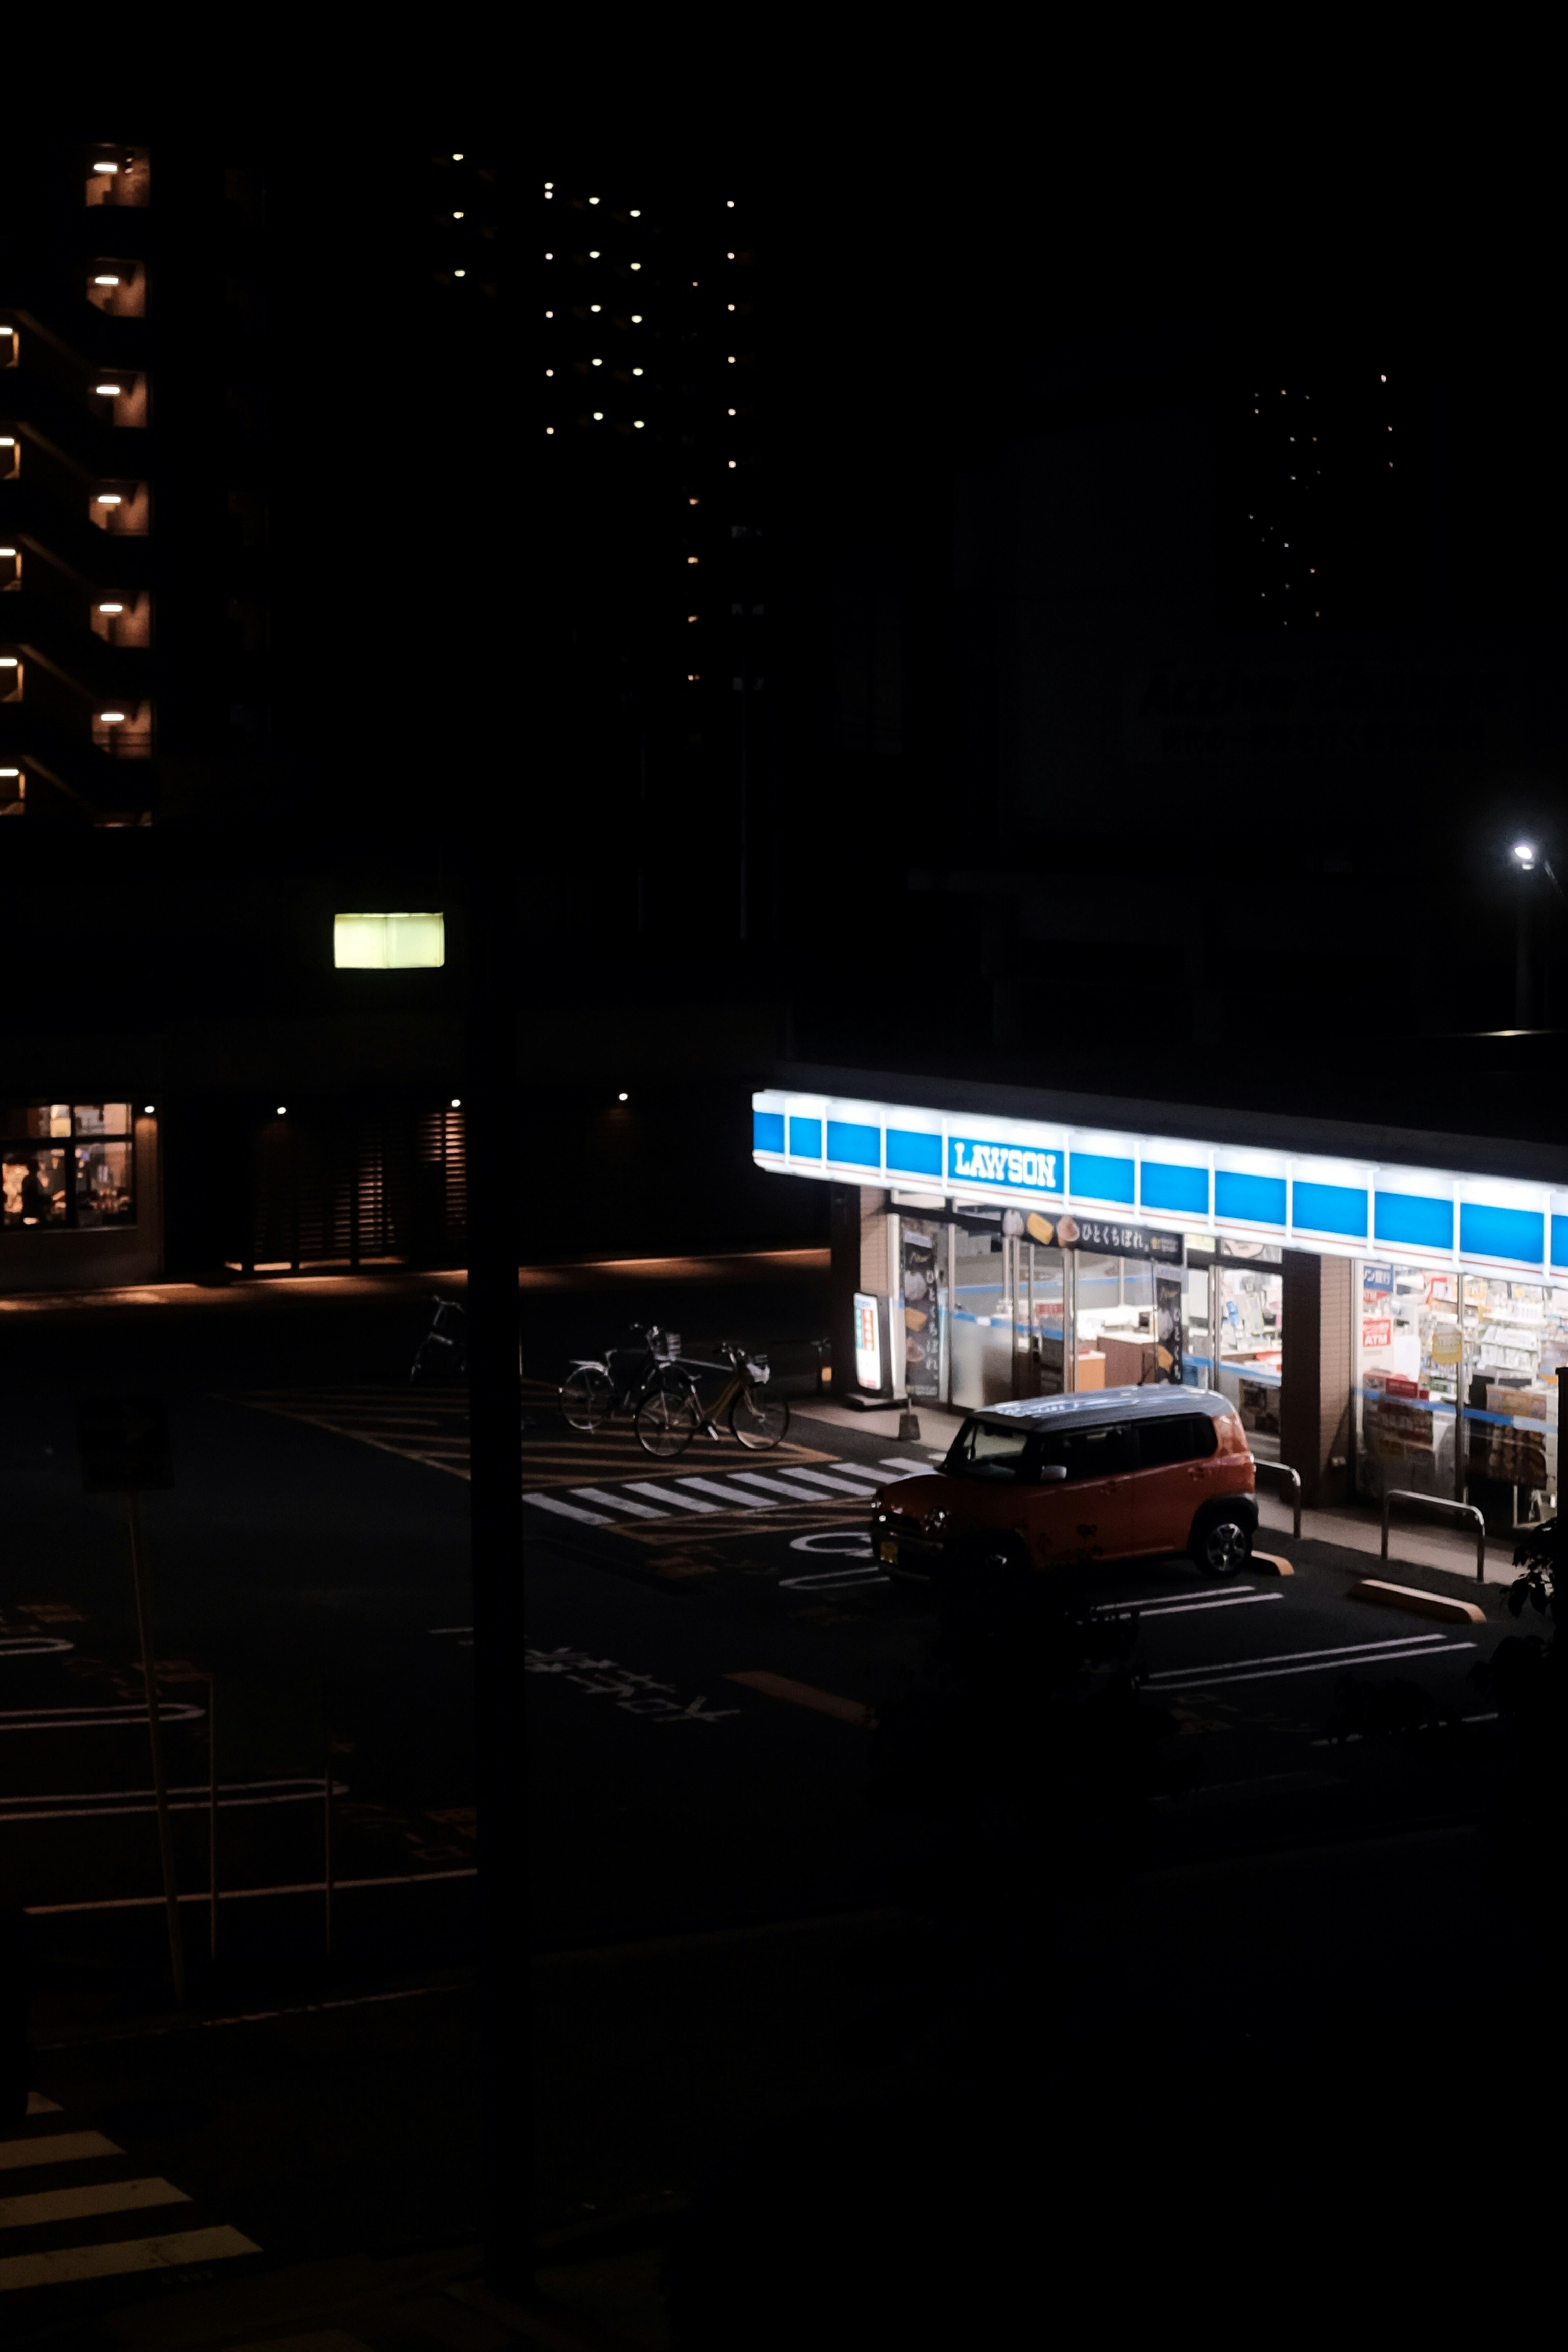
[872,1387,1258,1581]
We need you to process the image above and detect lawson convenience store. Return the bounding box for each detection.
[751,1082,1568,1531]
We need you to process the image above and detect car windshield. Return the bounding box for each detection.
[947,1418,1034,1481]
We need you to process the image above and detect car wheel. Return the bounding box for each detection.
[1190,1507,1253,1577]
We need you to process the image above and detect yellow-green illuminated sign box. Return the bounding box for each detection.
[334,913,445,970]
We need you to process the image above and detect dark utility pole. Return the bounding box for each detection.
[465,856,524,2291]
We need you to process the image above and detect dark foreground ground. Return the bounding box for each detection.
[0,1255,1554,2345]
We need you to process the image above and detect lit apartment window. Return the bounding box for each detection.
[91,373,149,428]
[0,767,22,816]
[0,546,19,590]
[90,592,152,648]
[0,437,17,483]
[0,324,15,368]
[0,652,20,701]
[2,1103,136,1229]
[89,482,150,535]
[92,701,153,758]
[86,262,148,318]
[85,150,151,208]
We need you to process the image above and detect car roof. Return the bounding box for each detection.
[970,1386,1234,1436]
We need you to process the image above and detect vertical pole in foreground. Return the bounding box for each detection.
[324,1737,335,1958]
[127,1493,183,2003]
[467,854,524,2293]
[206,1674,218,1965]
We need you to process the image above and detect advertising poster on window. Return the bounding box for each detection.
[852,1292,884,1393]
[1155,1276,1184,1384]
[901,1221,942,1401]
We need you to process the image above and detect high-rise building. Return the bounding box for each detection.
[542,182,770,943]
[1,136,275,828]
[0,137,511,1292]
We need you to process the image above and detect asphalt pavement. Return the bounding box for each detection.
[0,1262,1555,2345]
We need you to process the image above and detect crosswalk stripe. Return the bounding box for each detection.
[671,1476,773,1509]
[727,1471,844,1503]
[878,1457,931,1474]
[0,2132,123,2173]
[734,1466,875,1498]
[0,2177,190,2230]
[828,1463,895,1484]
[524,1492,615,1527]
[623,1482,721,1513]
[568,1486,670,1520]
[0,2222,260,2291]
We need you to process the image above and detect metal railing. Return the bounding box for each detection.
[1381,1488,1488,1582]
[1252,1458,1301,1541]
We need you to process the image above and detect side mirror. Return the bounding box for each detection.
[1037,1462,1068,1483]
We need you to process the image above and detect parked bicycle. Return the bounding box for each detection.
[411,1294,467,1384]
[560,1324,679,1432]
[634,1340,789,1459]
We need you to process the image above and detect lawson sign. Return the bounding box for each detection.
[949,1137,1060,1192]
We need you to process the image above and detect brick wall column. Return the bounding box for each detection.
[1280,1248,1354,1508]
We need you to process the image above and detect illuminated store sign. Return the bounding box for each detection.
[949,1138,1059,1190]
[752,1089,1568,1278]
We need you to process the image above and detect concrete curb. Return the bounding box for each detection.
[1347,1578,1488,1626]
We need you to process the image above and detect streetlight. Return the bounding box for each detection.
[1510,840,1567,1027]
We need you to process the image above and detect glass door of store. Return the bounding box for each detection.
[1212,1258,1283,1460]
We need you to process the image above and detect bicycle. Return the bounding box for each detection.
[411,1295,467,1384]
[633,1340,790,1460]
[560,1324,677,1432]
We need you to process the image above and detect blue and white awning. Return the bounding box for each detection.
[751,1089,1568,1278]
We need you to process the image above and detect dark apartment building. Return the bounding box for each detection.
[0,137,509,1293]
[763,277,1568,1142]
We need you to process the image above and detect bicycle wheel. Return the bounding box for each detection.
[561,1366,615,1432]
[635,1380,701,1459]
[730,1386,790,1450]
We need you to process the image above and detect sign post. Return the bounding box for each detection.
[77,1400,181,2002]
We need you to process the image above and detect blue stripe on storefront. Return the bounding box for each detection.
[826,1119,880,1168]
[1140,1161,1209,1215]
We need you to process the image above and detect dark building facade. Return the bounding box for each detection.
[0,137,510,1293]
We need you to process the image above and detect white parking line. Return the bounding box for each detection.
[1150,1639,1475,1692]
[1112,1593,1284,1620]
[569,1486,670,1520]
[1144,1631,1457,1682]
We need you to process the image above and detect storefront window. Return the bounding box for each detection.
[1,1102,134,1230]
[2,1148,67,1225]
[1215,1259,1283,1460]
[1355,1259,1563,1517]
[74,1140,134,1224]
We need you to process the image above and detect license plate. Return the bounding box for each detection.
[878,1538,899,1564]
